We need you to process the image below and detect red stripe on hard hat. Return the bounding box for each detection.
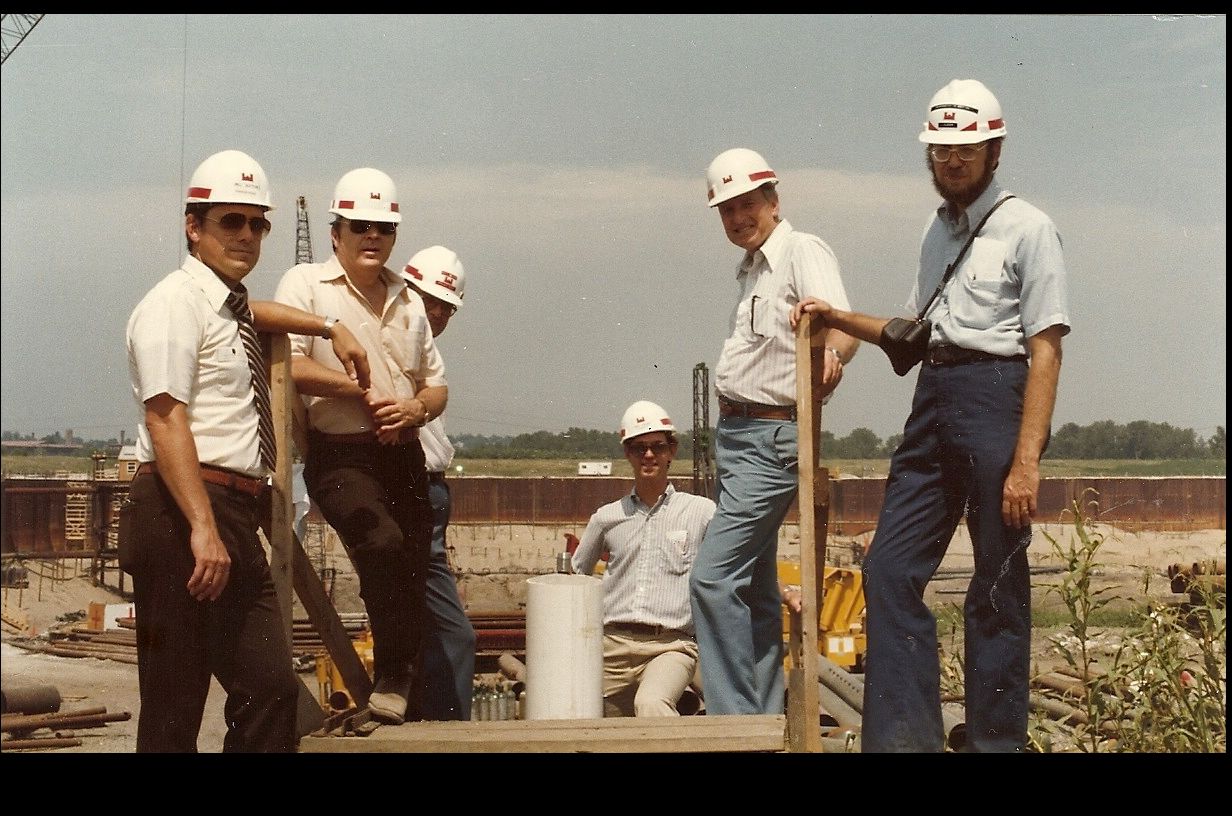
[749,171,776,182]
[988,118,1004,129]
[337,200,355,209]
[188,187,212,198]
[707,189,716,200]
[660,418,670,425]
[961,122,978,131]
[404,264,423,280]
[391,203,400,212]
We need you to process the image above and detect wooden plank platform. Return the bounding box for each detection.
[299,714,787,753]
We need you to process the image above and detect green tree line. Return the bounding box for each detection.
[455,421,1225,461]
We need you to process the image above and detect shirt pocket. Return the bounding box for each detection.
[384,314,427,380]
[949,238,1011,328]
[662,529,695,574]
[208,337,253,400]
[749,274,780,338]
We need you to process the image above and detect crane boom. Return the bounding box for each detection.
[1,14,45,65]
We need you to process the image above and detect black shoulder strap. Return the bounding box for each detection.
[916,194,1016,321]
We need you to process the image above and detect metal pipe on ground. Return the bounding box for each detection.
[1,685,61,715]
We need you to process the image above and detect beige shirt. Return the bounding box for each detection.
[274,255,446,435]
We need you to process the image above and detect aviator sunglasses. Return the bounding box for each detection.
[626,441,672,457]
[203,213,272,235]
[347,219,397,236]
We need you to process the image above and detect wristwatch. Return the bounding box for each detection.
[321,317,339,339]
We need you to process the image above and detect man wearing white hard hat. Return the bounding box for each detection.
[690,148,860,716]
[794,79,1070,752]
[571,401,716,717]
[124,149,372,752]
[274,168,448,725]
[399,245,476,721]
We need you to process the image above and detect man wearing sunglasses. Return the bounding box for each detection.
[570,400,716,717]
[274,167,448,726]
[793,79,1070,753]
[398,245,476,722]
[124,149,372,752]
[690,148,860,717]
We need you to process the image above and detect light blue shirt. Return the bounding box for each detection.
[908,182,1071,357]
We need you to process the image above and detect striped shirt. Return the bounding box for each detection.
[714,219,852,407]
[571,484,715,634]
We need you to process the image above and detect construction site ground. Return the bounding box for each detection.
[1,522,1224,753]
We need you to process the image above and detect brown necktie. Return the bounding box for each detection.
[225,286,275,471]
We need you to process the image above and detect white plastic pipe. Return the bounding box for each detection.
[523,573,604,720]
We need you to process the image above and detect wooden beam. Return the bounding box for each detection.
[300,714,787,753]
[260,331,373,708]
[786,314,825,753]
[265,333,295,639]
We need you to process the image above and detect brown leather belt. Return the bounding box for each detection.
[926,345,1028,367]
[605,622,692,638]
[717,395,797,421]
[311,428,418,445]
[135,461,268,498]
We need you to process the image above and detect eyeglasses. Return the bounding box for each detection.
[928,143,987,163]
[347,219,397,236]
[422,297,457,318]
[204,213,272,236]
[625,441,672,457]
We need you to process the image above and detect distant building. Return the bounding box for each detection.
[116,445,139,482]
[577,461,612,476]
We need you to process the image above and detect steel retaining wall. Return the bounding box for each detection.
[2,475,1224,557]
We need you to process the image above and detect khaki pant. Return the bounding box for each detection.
[602,629,699,717]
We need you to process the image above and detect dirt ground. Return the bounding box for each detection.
[1,523,1224,754]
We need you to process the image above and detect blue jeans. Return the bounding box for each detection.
[862,359,1033,753]
[690,416,799,714]
[411,476,477,720]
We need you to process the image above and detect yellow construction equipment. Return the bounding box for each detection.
[779,561,866,671]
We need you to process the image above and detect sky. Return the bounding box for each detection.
[1,14,1226,445]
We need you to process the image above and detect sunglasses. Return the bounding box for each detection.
[625,441,672,457]
[347,220,397,236]
[204,213,272,235]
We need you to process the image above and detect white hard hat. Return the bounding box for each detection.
[329,167,402,223]
[705,147,778,208]
[185,149,274,211]
[619,400,675,442]
[919,79,1006,145]
[403,245,466,309]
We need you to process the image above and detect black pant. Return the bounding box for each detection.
[121,473,299,753]
[304,431,433,682]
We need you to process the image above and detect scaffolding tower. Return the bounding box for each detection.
[692,363,715,499]
[295,195,315,265]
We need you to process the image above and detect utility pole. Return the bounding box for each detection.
[692,363,715,499]
[295,195,314,265]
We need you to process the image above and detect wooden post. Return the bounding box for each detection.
[260,331,373,707]
[265,334,296,639]
[786,313,829,752]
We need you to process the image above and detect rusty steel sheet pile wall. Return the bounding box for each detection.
[2,476,1225,557]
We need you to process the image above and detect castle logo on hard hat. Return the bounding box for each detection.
[438,271,459,292]
[370,192,381,200]
[242,173,254,182]
[722,175,733,184]
[943,112,956,121]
